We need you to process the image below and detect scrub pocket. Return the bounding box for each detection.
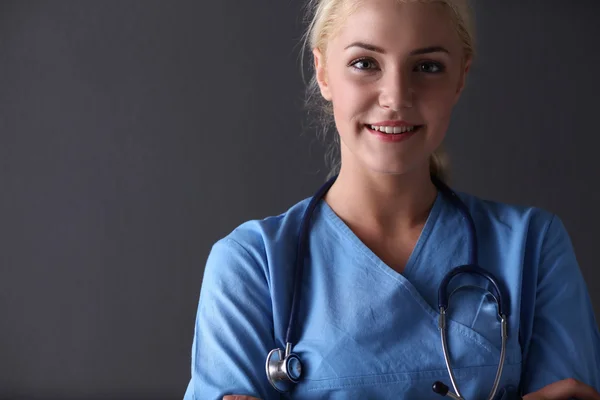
[290,282,523,399]
[445,282,522,366]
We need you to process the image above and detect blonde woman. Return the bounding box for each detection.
[184,1,600,399]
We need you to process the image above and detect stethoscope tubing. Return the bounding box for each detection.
[267,175,510,399]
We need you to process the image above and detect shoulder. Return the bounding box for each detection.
[205,197,312,277]
[226,197,310,251]
[454,190,560,245]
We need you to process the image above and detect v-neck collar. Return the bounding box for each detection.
[317,191,445,281]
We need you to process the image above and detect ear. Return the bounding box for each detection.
[313,48,332,101]
[453,57,472,104]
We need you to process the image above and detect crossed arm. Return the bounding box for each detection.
[223,379,600,400]
[188,218,600,400]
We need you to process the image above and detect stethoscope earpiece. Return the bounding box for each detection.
[433,380,463,399]
[265,343,302,393]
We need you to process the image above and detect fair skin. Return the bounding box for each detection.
[225,1,600,398]
[315,0,466,274]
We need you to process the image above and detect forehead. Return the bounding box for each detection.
[332,0,461,52]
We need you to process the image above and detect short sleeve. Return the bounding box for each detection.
[183,237,281,400]
[521,215,600,393]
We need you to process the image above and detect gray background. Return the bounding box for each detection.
[1,1,598,399]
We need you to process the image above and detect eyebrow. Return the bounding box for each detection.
[344,42,450,56]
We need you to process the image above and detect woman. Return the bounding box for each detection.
[184,0,600,399]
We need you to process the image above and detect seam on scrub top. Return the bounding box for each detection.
[221,237,285,400]
[470,288,491,330]
[402,190,444,277]
[320,203,392,278]
[320,201,411,285]
[220,237,280,358]
[320,194,442,282]
[319,202,500,356]
[537,214,562,279]
[467,291,508,356]
[304,361,522,381]
[320,195,443,294]
[223,236,272,294]
[301,362,522,391]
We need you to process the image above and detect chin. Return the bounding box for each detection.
[365,163,412,176]
[362,156,430,177]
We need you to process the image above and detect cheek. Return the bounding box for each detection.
[417,81,458,122]
[329,71,375,119]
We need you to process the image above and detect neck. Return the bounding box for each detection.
[324,163,438,236]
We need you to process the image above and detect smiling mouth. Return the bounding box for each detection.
[365,124,423,135]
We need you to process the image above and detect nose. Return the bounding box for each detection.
[378,69,414,110]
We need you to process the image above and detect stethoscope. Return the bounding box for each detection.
[265,175,511,400]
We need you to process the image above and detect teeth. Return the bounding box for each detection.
[369,125,417,134]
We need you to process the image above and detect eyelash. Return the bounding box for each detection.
[348,57,446,74]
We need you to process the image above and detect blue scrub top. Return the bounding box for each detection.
[183,190,600,399]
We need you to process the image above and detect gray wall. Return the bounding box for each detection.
[0,1,598,399]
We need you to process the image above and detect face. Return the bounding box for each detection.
[314,0,471,176]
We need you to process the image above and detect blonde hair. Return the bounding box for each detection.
[301,0,475,182]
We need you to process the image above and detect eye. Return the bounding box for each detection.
[415,61,446,74]
[349,57,379,71]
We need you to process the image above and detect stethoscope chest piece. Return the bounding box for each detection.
[264,175,513,397]
[265,343,302,393]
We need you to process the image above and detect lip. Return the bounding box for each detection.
[365,124,421,143]
[369,120,418,127]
